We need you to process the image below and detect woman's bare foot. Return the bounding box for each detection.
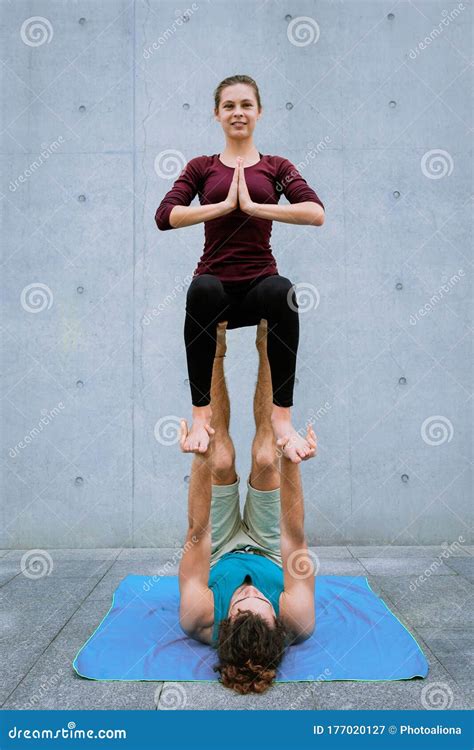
[270,406,317,463]
[180,406,215,453]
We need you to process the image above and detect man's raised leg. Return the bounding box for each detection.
[205,321,237,486]
[249,320,280,491]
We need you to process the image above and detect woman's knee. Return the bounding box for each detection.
[186,274,226,312]
[259,275,298,316]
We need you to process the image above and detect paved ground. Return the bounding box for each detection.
[0,546,472,711]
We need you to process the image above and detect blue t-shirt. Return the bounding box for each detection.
[208,551,284,647]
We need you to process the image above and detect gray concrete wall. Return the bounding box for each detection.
[1,0,472,548]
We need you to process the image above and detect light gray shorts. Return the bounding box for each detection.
[210,472,282,569]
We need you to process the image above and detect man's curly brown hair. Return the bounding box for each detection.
[213,611,288,694]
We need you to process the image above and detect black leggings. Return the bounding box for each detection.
[184,273,299,408]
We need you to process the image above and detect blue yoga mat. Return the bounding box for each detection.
[73,575,429,682]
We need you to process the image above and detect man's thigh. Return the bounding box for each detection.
[242,475,282,567]
[210,474,242,557]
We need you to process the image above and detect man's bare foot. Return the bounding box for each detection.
[180,406,215,453]
[271,406,317,463]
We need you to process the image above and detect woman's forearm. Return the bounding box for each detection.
[248,201,324,226]
[169,201,232,229]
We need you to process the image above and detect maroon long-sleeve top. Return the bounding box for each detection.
[155,153,325,283]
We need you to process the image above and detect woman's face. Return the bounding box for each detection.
[215,83,261,139]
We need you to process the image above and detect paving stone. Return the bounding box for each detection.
[4,549,122,561]
[315,559,367,576]
[454,679,473,708]
[444,557,474,581]
[308,546,354,559]
[358,557,456,577]
[311,658,469,710]
[156,680,316,710]
[108,560,180,577]
[0,577,99,609]
[0,642,48,706]
[0,558,114,582]
[348,545,470,558]
[0,565,22,586]
[0,598,78,647]
[368,575,473,628]
[49,599,121,656]
[2,643,159,710]
[84,573,138,601]
[117,548,177,561]
[415,627,474,684]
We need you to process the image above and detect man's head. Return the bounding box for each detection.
[214,578,288,694]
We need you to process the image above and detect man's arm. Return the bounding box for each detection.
[178,421,214,643]
[278,426,317,643]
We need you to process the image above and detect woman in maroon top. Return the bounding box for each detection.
[155,75,325,462]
